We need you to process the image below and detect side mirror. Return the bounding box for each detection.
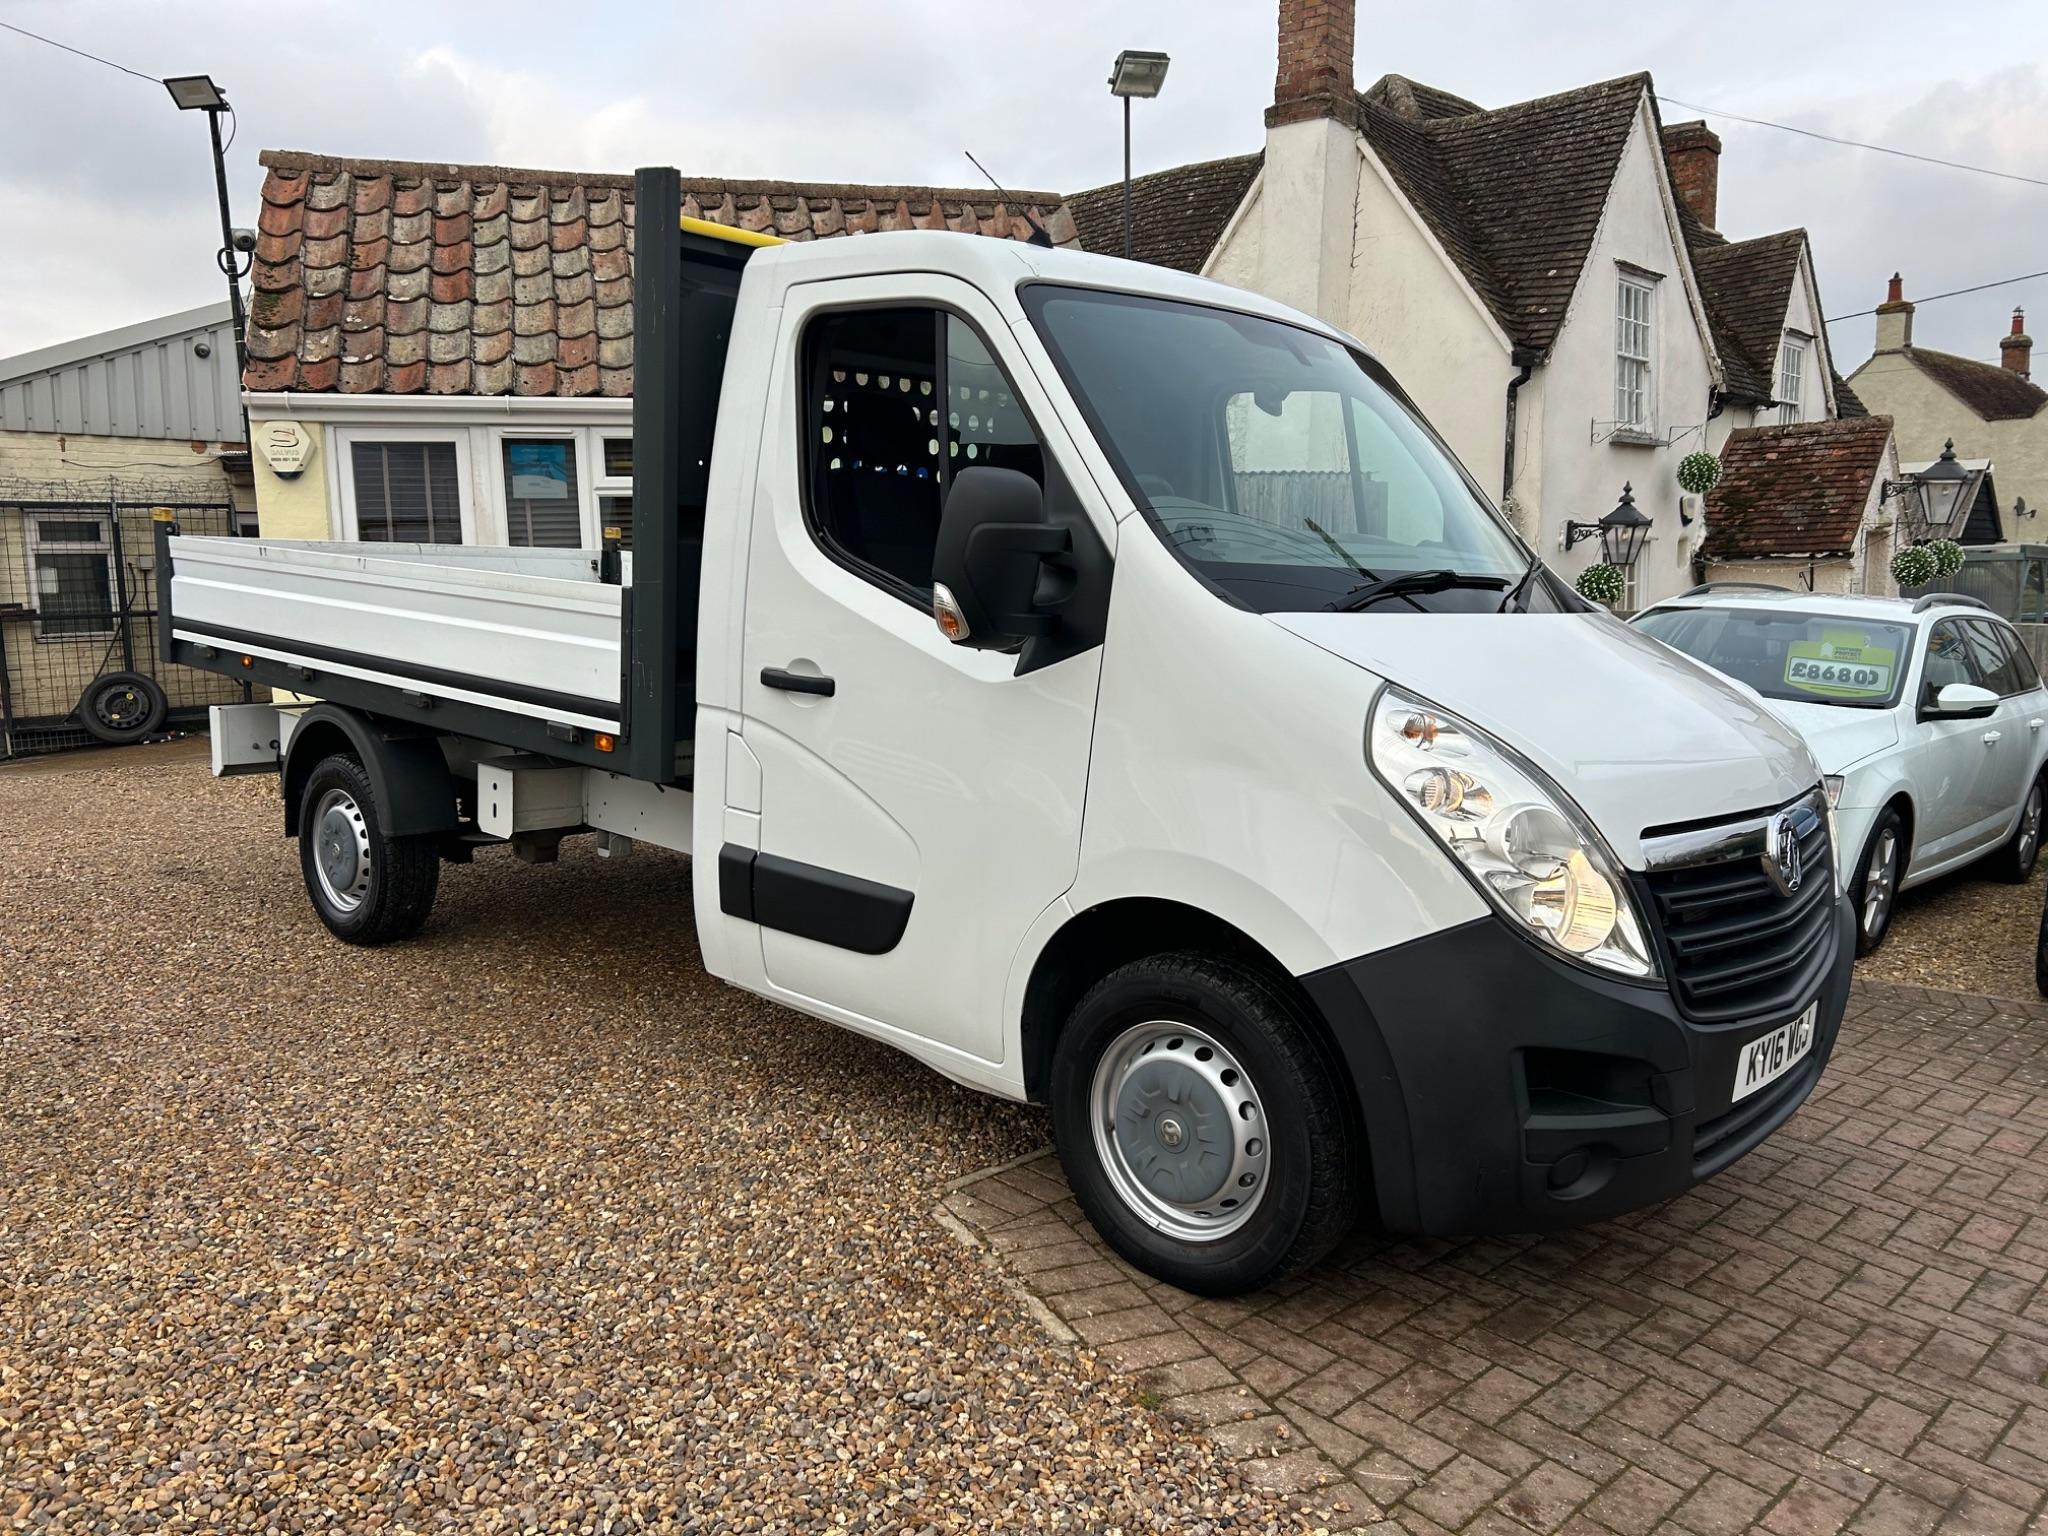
[932,466,1072,649]
[1928,681,1999,719]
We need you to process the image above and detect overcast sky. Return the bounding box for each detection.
[3,0,2045,377]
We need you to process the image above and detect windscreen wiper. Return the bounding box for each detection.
[1330,568,1510,612]
[1496,549,1545,613]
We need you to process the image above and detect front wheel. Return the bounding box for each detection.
[1991,774,2045,884]
[1049,953,1365,1296]
[1850,808,1905,955]
[297,753,440,945]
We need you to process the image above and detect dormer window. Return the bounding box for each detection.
[1777,336,1806,424]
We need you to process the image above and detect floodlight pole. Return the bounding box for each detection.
[1122,95,1134,260]
[204,104,250,432]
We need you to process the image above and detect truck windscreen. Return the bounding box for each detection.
[1022,285,1536,614]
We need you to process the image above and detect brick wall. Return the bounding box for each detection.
[1267,0,1358,129]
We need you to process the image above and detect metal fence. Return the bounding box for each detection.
[0,498,249,759]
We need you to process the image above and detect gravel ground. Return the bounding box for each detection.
[1858,856,2046,1000]
[0,744,1335,1534]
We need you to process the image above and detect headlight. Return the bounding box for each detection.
[1821,775,1844,808]
[1368,687,1658,980]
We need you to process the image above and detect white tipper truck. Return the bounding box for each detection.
[167,168,1852,1295]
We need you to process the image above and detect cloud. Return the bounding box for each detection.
[2,0,2045,386]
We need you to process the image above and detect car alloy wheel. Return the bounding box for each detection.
[1862,826,1897,941]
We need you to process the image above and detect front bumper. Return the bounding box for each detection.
[1298,895,1855,1236]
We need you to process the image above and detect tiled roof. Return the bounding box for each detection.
[1903,346,2048,422]
[1067,153,1263,273]
[1702,415,1895,559]
[243,151,1075,397]
[1687,230,1807,406]
[1354,73,1651,357]
[1832,370,1869,418]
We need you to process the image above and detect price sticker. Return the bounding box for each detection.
[1784,631,1896,698]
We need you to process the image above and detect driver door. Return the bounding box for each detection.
[732,275,1109,1070]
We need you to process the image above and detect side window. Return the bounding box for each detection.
[803,309,1043,602]
[1965,619,2034,696]
[1921,620,1986,701]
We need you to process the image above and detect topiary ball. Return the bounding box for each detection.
[1576,563,1625,605]
[1891,544,1939,589]
[1928,539,1965,578]
[1676,451,1722,496]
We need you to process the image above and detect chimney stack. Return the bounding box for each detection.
[1267,0,1358,129]
[1662,122,1721,232]
[1875,273,1914,353]
[2001,307,2032,379]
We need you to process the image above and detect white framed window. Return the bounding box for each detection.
[594,433,634,550]
[1777,337,1806,424]
[23,512,115,639]
[1614,273,1656,430]
[335,428,475,545]
[499,436,585,548]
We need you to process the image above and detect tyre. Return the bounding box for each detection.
[1990,773,2045,884]
[2036,888,2048,998]
[1049,952,1365,1296]
[75,672,168,744]
[297,752,440,945]
[1849,808,1905,955]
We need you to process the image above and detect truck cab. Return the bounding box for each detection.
[166,169,1854,1295]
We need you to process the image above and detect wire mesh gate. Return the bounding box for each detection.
[0,498,250,759]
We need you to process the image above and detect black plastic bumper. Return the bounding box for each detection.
[1298,894,1855,1236]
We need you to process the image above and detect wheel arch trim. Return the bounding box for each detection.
[281,704,460,840]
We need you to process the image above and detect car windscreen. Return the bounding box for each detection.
[1020,284,1554,614]
[1634,606,1913,709]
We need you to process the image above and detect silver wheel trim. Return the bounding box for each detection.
[312,787,372,914]
[2022,785,2043,866]
[1089,1020,1270,1243]
[1863,828,1897,937]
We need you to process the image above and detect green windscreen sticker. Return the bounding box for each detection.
[1784,631,1896,697]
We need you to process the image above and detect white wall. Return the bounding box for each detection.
[1348,142,1516,510]
[1536,105,1716,608]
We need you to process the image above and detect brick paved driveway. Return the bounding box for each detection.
[945,981,2048,1533]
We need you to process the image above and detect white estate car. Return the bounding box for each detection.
[1634,586,2048,953]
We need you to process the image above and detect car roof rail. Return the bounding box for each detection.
[1676,581,1790,598]
[1910,592,1992,614]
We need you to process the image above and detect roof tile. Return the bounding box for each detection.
[1905,347,2048,421]
[246,150,1068,395]
[1703,416,1896,558]
[1069,153,1262,275]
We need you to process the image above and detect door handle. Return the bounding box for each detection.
[2031,718,2044,732]
[761,667,835,697]
[1983,730,2003,745]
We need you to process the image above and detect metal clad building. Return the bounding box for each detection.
[0,303,243,442]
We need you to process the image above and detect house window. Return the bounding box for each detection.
[350,440,462,543]
[501,438,583,548]
[596,434,634,550]
[1614,274,1655,429]
[24,513,115,638]
[1777,338,1805,424]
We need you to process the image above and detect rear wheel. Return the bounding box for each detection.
[1991,774,2045,883]
[1850,808,1905,955]
[297,753,440,945]
[1049,953,1364,1296]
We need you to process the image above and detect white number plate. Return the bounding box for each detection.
[1731,1001,1818,1102]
